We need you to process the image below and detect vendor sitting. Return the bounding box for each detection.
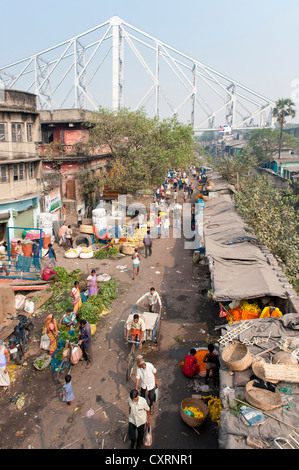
[41,266,58,283]
[126,313,145,343]
[58,309,77,330]
[182,348,200,378]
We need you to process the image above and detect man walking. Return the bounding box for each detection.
[78,319,92,369]
[136,287,162,313]
[128,389,151,449]
[143,229,152,258]
[136,357,158,412]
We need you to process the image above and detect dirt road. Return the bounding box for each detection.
[0,181,221,451]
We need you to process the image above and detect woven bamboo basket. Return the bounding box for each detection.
[121,243,135,255]
[245,380,282,411]
[256,364,299,384]
[180,398,209,428]
[252,361,278,384]
[272,351,294,365]
[222,342,252,371]
[79,224,94,234]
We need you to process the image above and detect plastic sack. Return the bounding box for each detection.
[33,353,51,370]
[222,385,236,407]
[24,299,35,314]
[143,424,152,447]
[40,333,50,351]
[154,387,159,403]
[71,345,83,364]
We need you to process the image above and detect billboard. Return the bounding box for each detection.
[45,189,62,213]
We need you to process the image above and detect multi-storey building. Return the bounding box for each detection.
[38,109,110,219]
[0,90,42,240]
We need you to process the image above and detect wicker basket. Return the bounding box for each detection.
[252,361,278,384]
[79,224,94,234]
[245,380,282,411]
[121,243,135,255]
[180,398,209,428]
[222,342,252,371]
[255,364,299,384]
[272,351,294,365]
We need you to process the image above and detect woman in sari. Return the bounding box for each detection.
[71,281,82,316]
[45,313,58,356]
[87,269,98,297]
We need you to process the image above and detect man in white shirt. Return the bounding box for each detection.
[136,287,162,313]
[128,389,151,449]
[136,357,158,411]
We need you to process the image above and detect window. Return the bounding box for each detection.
[12,123,23,142]
[28,162,34,179]
[42,129,53,144]
[19,163,24,180]
[13,164,25,181]
[0,123,6,141]
[26,123,33,142]
[0,165,8,183]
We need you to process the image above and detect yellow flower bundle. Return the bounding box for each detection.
[239,300,261,314]
[183,406,204,419]
[202,395,222,426]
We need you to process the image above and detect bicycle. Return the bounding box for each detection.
[126,339,141,381]
[56,341,78,383]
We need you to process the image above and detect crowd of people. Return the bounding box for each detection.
[0,164,217,449]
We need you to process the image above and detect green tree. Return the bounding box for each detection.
[248,128,299,165]
[273,98,296,159]
[86,107,194,193]
[234,176,299,293]
[215,150,257,187]
[78,170,101,217]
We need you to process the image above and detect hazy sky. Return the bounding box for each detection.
[1,0,299,122]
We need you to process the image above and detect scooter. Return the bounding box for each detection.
[6,312,34,365]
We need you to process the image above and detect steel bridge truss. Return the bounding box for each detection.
[0,16,275,131]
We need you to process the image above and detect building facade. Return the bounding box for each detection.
[0,90,42,240]
[38,109,110,219]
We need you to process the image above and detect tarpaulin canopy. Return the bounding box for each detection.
[208,256,287,301]
[203,195,287,301]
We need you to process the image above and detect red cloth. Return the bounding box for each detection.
[182,354,200,377]
[42,267,57,281]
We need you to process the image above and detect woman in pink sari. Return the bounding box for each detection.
[88,269,98,297]
[71,281,82,316]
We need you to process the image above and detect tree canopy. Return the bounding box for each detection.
[86,107,195,193]
[273,98,296,159]
[247,128,299,165]
[234,176,299,293]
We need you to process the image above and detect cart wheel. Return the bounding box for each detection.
[126,354,134,381]
[154,322,161,343]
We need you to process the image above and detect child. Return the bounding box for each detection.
[203,343,219,386]
[43,243,57,267]
[132,248,141,280]
[59,374,75,407]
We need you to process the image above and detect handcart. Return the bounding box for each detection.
[124,305,161,381]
